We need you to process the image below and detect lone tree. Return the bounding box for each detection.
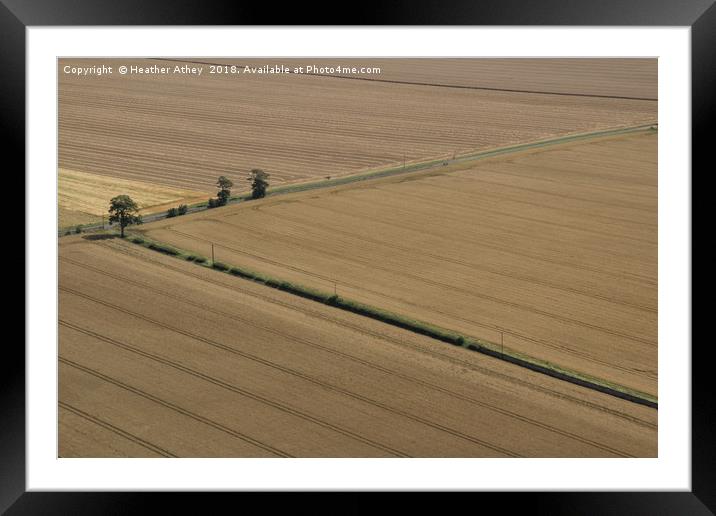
[216,176,233,206]
[248,169,270,199]
[108,195,142,238]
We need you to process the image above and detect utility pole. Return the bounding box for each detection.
[211,243,215,264]
[334,281,337,296]
[501,332,504,356]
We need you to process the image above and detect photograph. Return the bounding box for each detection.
[6,3,706,509]
[57,57,658,459]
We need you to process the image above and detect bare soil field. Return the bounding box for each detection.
[59,58,656,198]
[58,168,206,227]
[59,237,656,457]
[142,131,657,398]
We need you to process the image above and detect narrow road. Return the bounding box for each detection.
[62,123,656,236]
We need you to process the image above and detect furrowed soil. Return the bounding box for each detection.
[59,237,656,457]
[143,131,657,398]
[59,58,656,195]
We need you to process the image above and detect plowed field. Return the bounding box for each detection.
[59,58,656,195]
[142,131,657,398]
[59,237,656,457]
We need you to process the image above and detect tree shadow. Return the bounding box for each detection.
[82,234,119,241]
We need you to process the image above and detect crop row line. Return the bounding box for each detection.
[232,200,657,313]
[59,353,292,458]
[59,400,177,458]
[97,239,657,429]
[121,233,658,408]
[61,253,634,457]
[60,322,407,458]
[60,289,516,456]
[166,220,657,349]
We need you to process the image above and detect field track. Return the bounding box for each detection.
[59,58,657,458]
[62,123,656,234]
[59,237,656,457]
[142,131,657,397]
[59,58,656,197]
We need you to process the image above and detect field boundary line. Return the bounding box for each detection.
[121,233,658,409]
[60,253,635,457]
[95,239,657,429]
[136,222,659,381]
[153,58,658,101]
[60,292,513,457]
[60,124,657,235]
[241,203,657,312]
[254,124,659,199]
[164,222,657,348]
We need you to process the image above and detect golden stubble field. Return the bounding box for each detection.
[142,131,657,398]
[59,58,657,216]
[58,168,207,227]
[59,237,656,457]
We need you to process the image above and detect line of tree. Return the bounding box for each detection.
[106,170,271,237]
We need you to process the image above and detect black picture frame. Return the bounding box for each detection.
[6,1,709,513]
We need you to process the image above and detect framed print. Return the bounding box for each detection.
[7,0,710,513]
